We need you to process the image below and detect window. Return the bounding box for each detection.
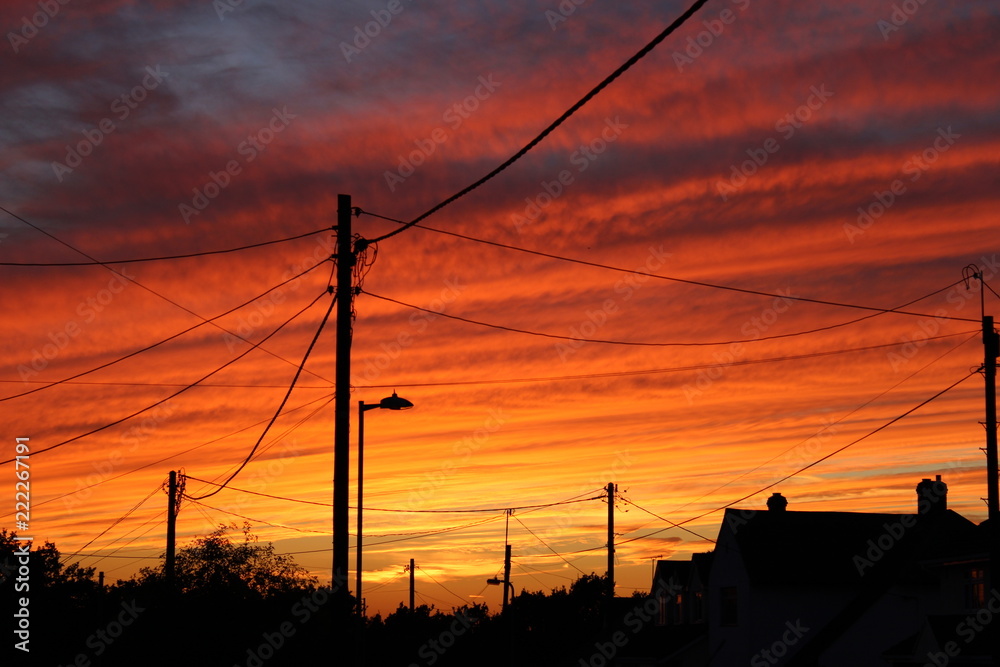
[964,567,986,610]
[720,587,738,626]
[692,591,705,623]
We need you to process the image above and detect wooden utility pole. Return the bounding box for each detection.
[982,313,999,665]
[409,558,415,611]
[607,482,616,600]
[333,194,354,593]
[984,315,998,523]
[166,470,178,584]
[502,544,512,610]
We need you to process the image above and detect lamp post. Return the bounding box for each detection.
[357,392,413,617]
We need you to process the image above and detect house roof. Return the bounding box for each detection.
[691,552,713,583]
[651,559,692,594]
[718,507,978,585]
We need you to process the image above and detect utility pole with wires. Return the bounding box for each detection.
[165,470,184,585]
[486,509,515,611]
[607,482,616,601]
[984,312,998,523]
[333,194,354,596]
[408,558,415,611]
[969,266,1000,664]
[968,265,1000,522]
[962,265,1000,664]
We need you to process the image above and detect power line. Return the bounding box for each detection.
[350,331,975,387]
[10,391,335,516]
[185,289,337,500]
[534,369,979,558]
[363,515,504,549]
[513,514,587,575]
[0,288,330,464]
[362,210,977,323]
[418,565,471,606]
[0,379,333,390]
[4,330,971,392]
[984,280,1000,302]
[614,368,979,548]
[365,0,714,244]
[618,497,715,543]
[666,331,980,514]
[0,205,339,380]
[0,260,329,403]
[365,288,975,346]
[514,560,577,582]
[182,475,605,513]
[66,550,162,560]
[185,498,331,535]
[77,509,167,568]
[58,484,161,563]
[0,226,331,266]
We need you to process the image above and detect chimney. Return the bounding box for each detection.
[916,475,947,515]
[766,492,788,512]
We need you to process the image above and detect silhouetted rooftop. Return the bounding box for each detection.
[719,508,979,585]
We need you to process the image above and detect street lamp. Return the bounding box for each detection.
[357,392,414,617]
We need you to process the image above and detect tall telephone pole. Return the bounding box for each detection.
[979,274,999,664]
[409,558,415,611]
[333,194,354,593]
[503,544,512,610]
[607,482,616,600]
[166,470,178,585]
[984,314,998,522]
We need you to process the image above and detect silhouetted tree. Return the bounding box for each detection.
[133,521,317,601]
[1,530,102,665]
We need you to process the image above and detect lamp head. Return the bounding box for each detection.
[379,391,413,411]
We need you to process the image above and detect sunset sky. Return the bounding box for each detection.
[2,0,999,616]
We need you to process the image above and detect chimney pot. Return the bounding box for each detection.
[917,476,947,515]
[766,492,788,512]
